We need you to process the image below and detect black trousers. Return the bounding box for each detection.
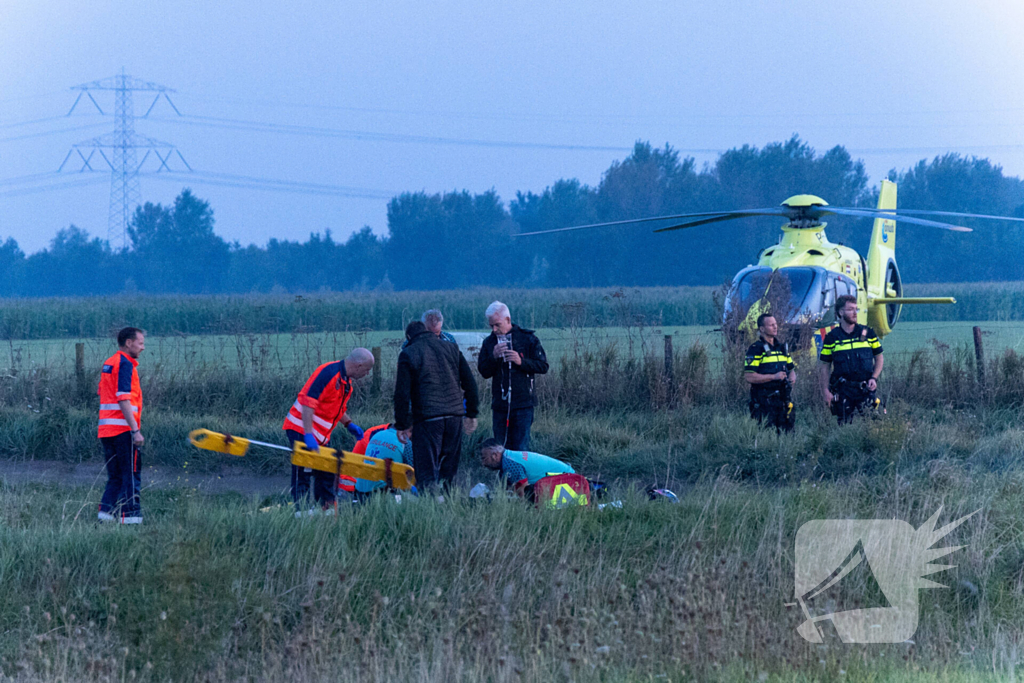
[100,432,141,518]
[831,384,877,425]
[749,390,794,433]
[411,416,464,491]
[286,429,336,507]
[492,406,534,450]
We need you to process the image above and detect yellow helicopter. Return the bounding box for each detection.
[520,179,1024,343]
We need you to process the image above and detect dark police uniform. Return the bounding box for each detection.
[744,336,795,432]
[819,324,883,423]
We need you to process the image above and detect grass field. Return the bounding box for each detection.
[5,321,1024,379]
[2,290,1024,681]
[1,472,1020,682]
[0,282,1022,340]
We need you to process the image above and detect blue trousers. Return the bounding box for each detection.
[492,406,534,451]
[100,432,141,518]
[286,429,337,508]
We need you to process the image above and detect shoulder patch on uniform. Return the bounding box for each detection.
[102,364,113,373]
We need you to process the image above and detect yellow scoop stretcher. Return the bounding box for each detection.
[188,428,416,490]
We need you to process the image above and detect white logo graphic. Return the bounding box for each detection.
[792,508,976,643]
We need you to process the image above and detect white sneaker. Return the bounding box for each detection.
[98,511,115,522]
[121,516,143,525]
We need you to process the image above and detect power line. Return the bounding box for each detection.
[174,91,1024,124]
[0,175,107,198]
[0,114,91,130]
[148,114,637,152]
[142,171,395,199]
[0,122,110,144]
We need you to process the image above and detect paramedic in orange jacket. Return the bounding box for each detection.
[97,327,146,524]
[283,347,375,509]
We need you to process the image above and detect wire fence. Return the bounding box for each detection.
[3,322,1022,385]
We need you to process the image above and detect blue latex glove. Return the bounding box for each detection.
[303,432,319,452]
[346,423,364,440]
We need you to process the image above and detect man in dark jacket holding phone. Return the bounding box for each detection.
[478,301,549,450]
[394,321,479,490]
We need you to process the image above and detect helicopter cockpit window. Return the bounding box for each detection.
[726,266,818,323]
[732,267,773,311]
[773,268,817,317]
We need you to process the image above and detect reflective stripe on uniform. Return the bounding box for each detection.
[100,403,138,412]
[822,340,876,352]
[285,413,327,443]
[98,418,130,427]
[291,400,332,429]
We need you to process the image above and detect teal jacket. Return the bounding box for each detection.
[355,428,412,493]
[500,450,574,486]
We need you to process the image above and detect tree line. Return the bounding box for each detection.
[2,135,1022,297]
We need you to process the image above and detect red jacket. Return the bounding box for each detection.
[97,351,142,438]
[352,423,390,455]
[282,361,353,445]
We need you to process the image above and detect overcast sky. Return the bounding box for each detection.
[1,0,1023,253]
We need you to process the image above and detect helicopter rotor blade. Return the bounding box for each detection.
[515,208,784,237]
[873,208,1024,224]
[819,207,972,232]
[652,211,788,233]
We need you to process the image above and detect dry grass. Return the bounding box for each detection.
[0,472,1020,682]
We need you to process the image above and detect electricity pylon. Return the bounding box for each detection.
[60,70,191,249]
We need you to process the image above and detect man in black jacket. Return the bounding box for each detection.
[477,301,549,450]
[394,321,479,489]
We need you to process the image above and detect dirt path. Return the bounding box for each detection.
[0,460,290,497]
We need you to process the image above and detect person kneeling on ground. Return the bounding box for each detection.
[349,423,413,501]
[479,437,575,495]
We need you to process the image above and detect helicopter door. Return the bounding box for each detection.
[821,275,837,319]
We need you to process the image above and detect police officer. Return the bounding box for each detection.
[744,313,796,433]
[819,295,885,424]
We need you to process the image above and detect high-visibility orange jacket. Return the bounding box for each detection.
[282,361,353,445]
[352,423,390,455]
[97,351,142,438]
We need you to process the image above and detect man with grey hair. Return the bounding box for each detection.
[478,300,548,450]
[403,309,457,349]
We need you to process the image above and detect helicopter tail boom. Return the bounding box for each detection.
[866,180,902,335]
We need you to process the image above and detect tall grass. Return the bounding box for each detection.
[1,325,1022,486]
[0,476,1018,682]
[1,281,1022,339]
[0,287,718,339]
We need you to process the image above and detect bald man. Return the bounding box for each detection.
[283,348,374,510]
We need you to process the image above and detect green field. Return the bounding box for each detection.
[0,282,1022,340]
[6,321,1024,378]
[2,291,1024,681]
[0,472,1019,682]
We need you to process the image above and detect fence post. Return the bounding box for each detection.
[371,346,382,395]
[664,335,674,404]
[972,326,986,393]
[75,342,85,396]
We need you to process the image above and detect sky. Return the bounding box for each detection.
[1,0,1023,253]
